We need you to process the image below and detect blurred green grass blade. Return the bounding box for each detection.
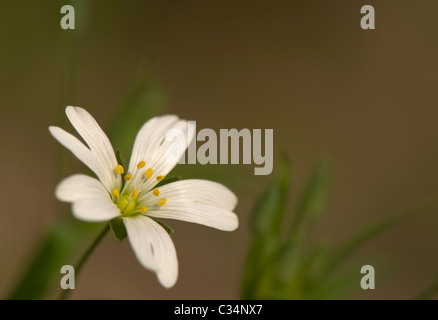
[8,218,103,300]
[415,281,438,300]
[108,69,165,157]
[241,236,277,299]
[242,156,291,299]
[311,267,359,299]
[271,160,331,294]
[326,201,438,278]
[274,244,330,299]
[279,243,330,292]
[250,155,291,236]
[291,159,332,234]
[250,183,282,235]
[275,238,303,283]
[241,237,263,299]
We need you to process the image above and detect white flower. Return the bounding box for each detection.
[49,106,238,288]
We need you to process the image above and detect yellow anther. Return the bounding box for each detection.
[157,198,167,206]
[144,168,154,179]
[112,189,120,197]
[132,189,138,200]
[137,161,145,169]
[114,165,124,175]
[152,188,160,196]
[140,206,148,213]
[124,174,132,181]
[156,175,165,181]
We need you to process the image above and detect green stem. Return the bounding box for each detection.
[59,224,110,300]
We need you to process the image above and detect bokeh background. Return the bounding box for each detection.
[2,0,438,299]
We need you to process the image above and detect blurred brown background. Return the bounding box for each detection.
[1,0,438,299]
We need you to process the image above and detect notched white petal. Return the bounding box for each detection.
[123,216,178,288]
[128,115,179,172]
[49,124,119,192]
[127,115,195,191]
[64,106,120,190]
[49,126,97,173]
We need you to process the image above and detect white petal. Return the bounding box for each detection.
[123,216,178,288]
[125,115,195,191]
[72,198,121,222]
[141,179,238,211]
[49,126,101,179]
[128,115,179,172]
[49,125,119,192]
[148,203,238,232]
[55,174,109,202]
[65,106,120,190]
[55,174,121,222]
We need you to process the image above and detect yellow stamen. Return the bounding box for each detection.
[156,175,165,181]
[144,168,154,179]
[132,189,138,200]
[153,188,160,196]
[112,189,120,197]
[114,165,124,175]
[140,206,147,213]
[137,161,145,169]
[157,198,167,206]
[124,174,132,181]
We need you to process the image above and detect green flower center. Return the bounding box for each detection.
[117,195,137,217]
[111,162,169,217]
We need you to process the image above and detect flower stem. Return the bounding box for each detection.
[59,224,110,300]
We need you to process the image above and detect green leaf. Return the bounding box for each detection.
[8,218,103,300]
[259,160,331,297]
[151,218,175,235]
[311,266,359,299]
[250,155,291,236]
[109,217,127,242]
[273,244,329,299]
[324,200,436,278]
[291,159,333,234]
[241,236,278,299]
[275,238,303,283]
[241,155,291,299]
